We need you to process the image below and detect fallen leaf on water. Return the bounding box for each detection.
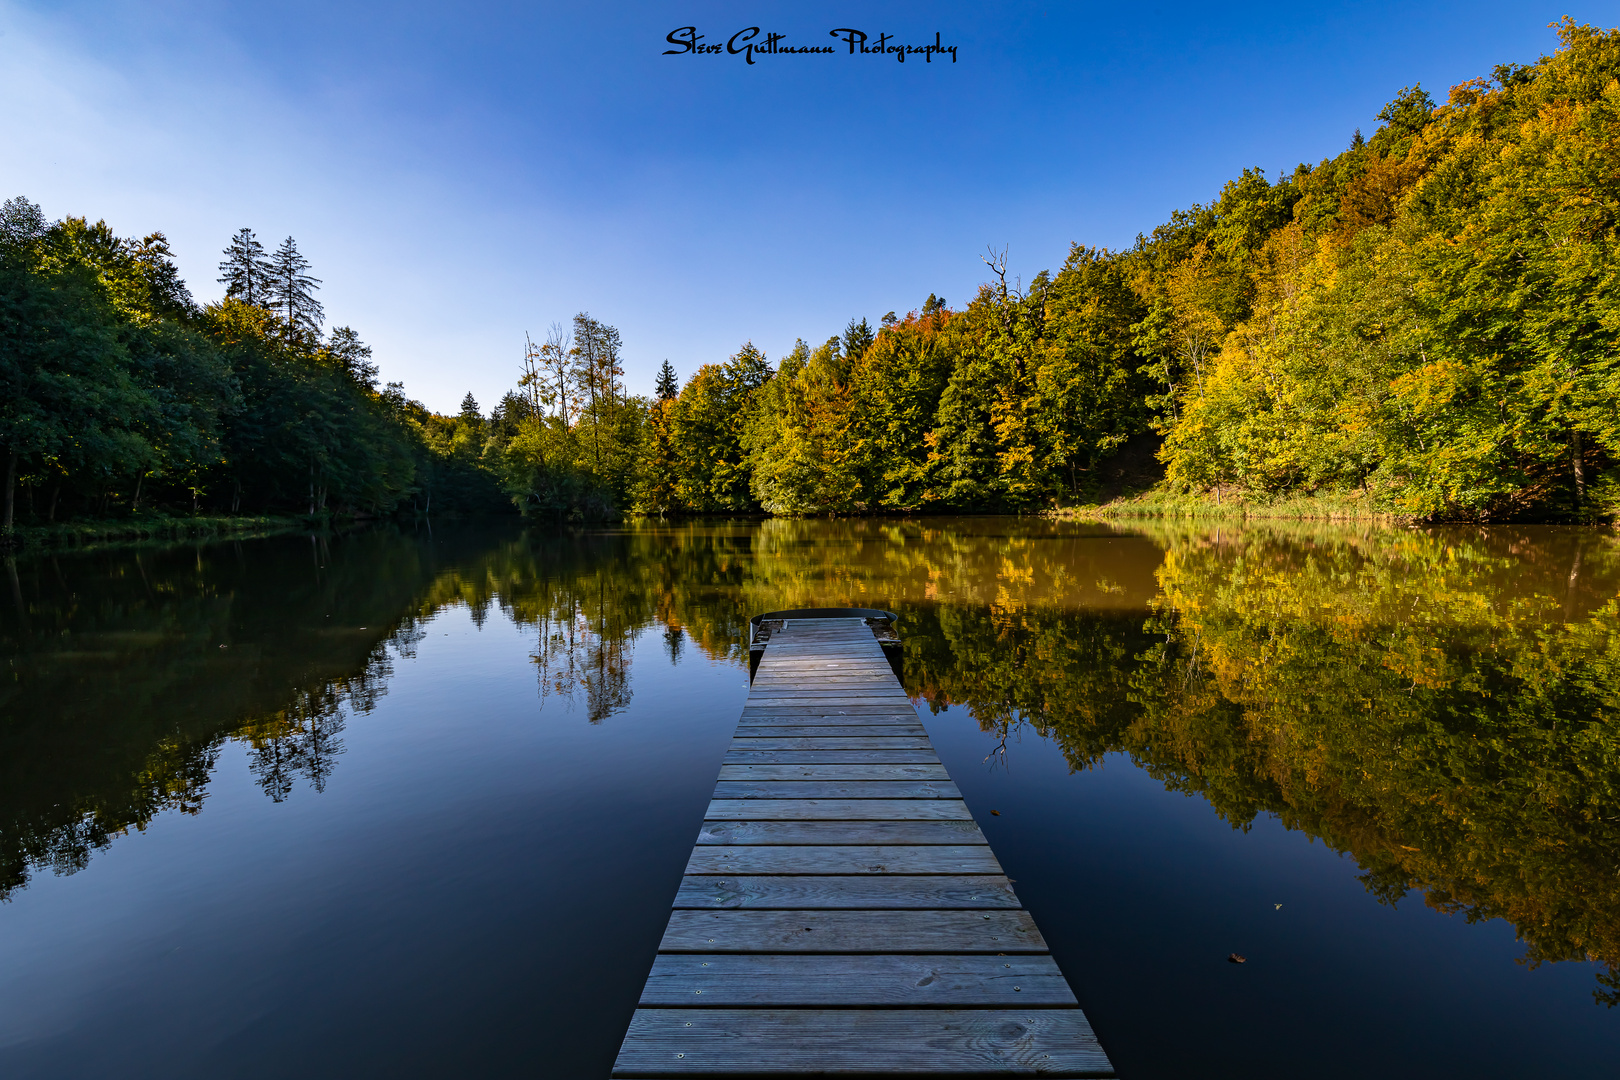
[1228,953,1247,964]
[991,810,1001,816]
[1275,904,1282,910]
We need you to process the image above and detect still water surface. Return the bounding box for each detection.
[1,519,1617,1077]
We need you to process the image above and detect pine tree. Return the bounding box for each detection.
[842,317,875,362]
[266,236,323,340]
[459,392,482,422]
[217,228,273,307]
[655,360,679,400]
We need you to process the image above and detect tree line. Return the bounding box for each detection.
[0,205,507,534]
[547,21,1620,522]
[6,21,1618,528]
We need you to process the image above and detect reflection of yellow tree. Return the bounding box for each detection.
[904,523,1620,1005]
[1119,529,1620,1003]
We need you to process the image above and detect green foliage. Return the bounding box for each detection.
[615,23,1619,523]
[0,201,513,533]
[1151,20,1620,521]
[667,343,771,513]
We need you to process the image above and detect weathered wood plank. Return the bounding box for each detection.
[737,712,920,723]
[704,798,973,820]
[717,764,949,781]
[672,874,1018,910]
[686,844,1002,875]
[722,749,940,765]
[712,780,961,799]
[696,818,985,845]
[731,725,926,739]
[637,954,1076,1007]
[751,677,897,685]
[612,1009,1111,1077]
[728,735,931,749]
[745,691,912,701]
[660,909,1048,952]
[751,663,894,670]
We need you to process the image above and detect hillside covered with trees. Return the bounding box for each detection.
[5,21,1619,531]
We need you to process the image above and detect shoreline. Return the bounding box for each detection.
[1,514,313,554]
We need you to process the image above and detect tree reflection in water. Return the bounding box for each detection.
[1,518,1615,1003]
[894,522,1620,1006]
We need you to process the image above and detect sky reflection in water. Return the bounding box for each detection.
[0,519,1616,1078]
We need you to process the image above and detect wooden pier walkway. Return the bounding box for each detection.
[613,617,1115,1077]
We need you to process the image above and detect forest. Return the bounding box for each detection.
[4,20,1619,530]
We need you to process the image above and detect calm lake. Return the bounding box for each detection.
[1,518,1617,1078]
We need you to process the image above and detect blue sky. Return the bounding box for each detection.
[0,2,1604,412]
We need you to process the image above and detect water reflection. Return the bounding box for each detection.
[894,522,1620,1006]
[2,518,1617,1008]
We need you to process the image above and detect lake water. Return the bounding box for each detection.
[1,518,1617,1078]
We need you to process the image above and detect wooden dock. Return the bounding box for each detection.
[613,617,1115,1077]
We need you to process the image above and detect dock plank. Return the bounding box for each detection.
[672,874,1020,910]
[716,763,950,781]
[696,819,985,844]
[638,954,1077,1007]
[711,780,962,798]
[722,749,941,764]
[728,735,931,749]
[685,844,1002,875]
[612,1009,1110,1077]
[730,726,927,739]
[660,909,1048,952]
[703,798,974,820]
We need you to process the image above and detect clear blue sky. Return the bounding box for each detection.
[0,1,1605,412]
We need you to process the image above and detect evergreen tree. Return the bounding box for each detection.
[322,326,378,389]
[266,236,323,341]
[217,228,272,308]
[842,317,875,362]
[655,359,679,400]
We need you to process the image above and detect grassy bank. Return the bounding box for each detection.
[1,513,311,553]
[1052,488,1409,524]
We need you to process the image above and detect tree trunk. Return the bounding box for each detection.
[1572,430,1586,510]
[132,471,146,512]
[2,451,16,532]
[308,463,315,516]
[48,481,60,523]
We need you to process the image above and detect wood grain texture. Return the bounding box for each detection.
[672,874,1019,910]
[711,780,962,799]
[660,909,1047,952]
[722,749,941,765]
[717,763,950,781]
[737,712,921,723]
[637,954,1077,1007]
[686,844,1001,875]
[612,1009,1112,1077]
[696,818,985,845]
[703,798,974,820]
[729,735,931,749]
[731,726,927,739]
